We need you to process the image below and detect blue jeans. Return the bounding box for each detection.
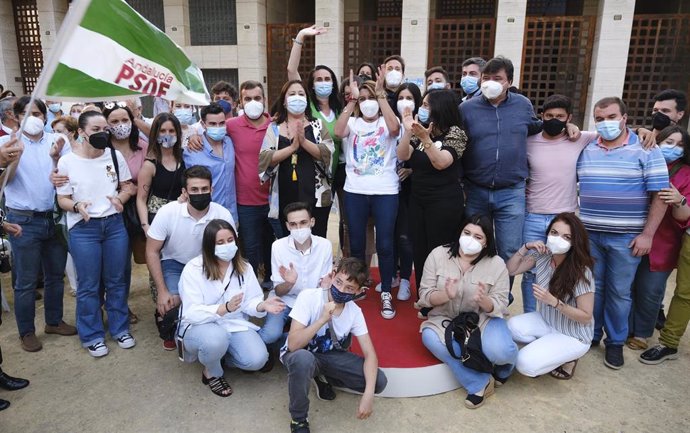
[161,259,185,296]
[238,204,277,281]
[344,192,398,292]
[69,214,130,347]
[6,211,67,336]
[588,231,641,346]
[258,305,292,345]
[465,181,525,295]
[421,318,517,394]
[183,323,268,377]
[629,255,671,338]
[520,212,556,313]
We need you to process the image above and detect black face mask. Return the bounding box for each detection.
[188,192,211,211]
[359,74,372,81]
[652,112,672,131]
[543,118,567,137]
[87,131,110,150]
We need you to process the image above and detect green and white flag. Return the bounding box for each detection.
[34,0,209,105]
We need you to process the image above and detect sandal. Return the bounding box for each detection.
[550,360,578,380]
[202,373,233,397]
[625,336,648,351]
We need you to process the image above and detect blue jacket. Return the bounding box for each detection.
[460,92,542,188]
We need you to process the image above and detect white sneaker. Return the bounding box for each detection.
[380,292,396,319]
[397,279,411,301]
[375,277,401,293]
[87,341,109,358]
[116,333,136,349]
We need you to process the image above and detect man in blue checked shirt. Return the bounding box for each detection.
[577,96,669,370]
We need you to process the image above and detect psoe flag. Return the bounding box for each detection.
[34,0,210,105]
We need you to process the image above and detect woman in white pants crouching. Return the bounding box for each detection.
[506,212,594,379]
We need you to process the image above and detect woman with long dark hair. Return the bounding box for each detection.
[507,212,595,379]
[178,219,285,397]
[419,214,517,409]
[259,80,334,237]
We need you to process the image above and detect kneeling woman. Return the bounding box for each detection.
[418,215,517,409]
[178,219,285,397]
[506,212,594,379]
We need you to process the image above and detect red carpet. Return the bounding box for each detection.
[349,268,442,368]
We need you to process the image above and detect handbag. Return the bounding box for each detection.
[108,147,143,238]
[443,311,493,373]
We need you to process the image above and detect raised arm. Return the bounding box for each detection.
[375,65,400,137]
[335,70,358,139]
[287,25,327,81]
[397,109,415,162]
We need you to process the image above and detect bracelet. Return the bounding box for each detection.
[292,38,303,45]
[225,301,231,313]
[73,202,80,213]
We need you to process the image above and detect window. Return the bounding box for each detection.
[12,0,43,94]
[125,0,165,31]
[189,0,237,46]
[202,69,239,96]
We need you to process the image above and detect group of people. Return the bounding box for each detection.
[0,23,688,433]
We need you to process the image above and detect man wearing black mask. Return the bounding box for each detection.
[650,89,687,134]
[145,165,235,350]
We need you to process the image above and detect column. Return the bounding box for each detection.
[400,0,430,85]
[582,0,635,130]
[315,0,345,80]
[36,0,68,60]
[0,0,20,92]
[493,0,527,86]
[236,0,268,90]
[164,0,190,48]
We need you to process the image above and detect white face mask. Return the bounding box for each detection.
[23,115,45,135]
[386,70,403,88]
[396,99,415,116]
[546,235,571,255]
[290,227,311,244]
[215,242,238,262]
[243,100,264,120]
[359,100,379,118]
[459,235,483,255]
[427,82,446,91]
[481,80,505,100]
[286,95,308,115]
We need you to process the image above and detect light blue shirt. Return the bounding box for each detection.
[183,133,237,222]
[1,131,71,211]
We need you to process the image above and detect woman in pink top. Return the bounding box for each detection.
[628,126,690,350]
[103,102,150,324]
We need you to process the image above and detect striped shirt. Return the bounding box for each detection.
[576,129,669,233]
[531,251,595,344]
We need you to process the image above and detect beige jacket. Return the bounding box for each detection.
[418,245,510,340]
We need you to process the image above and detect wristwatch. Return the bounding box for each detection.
[677,196,687,208]
[423,141,431,149]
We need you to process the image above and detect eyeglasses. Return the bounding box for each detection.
[103,101,128,110]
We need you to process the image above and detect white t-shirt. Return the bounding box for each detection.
[147,201,235,264]
[342,116,400,195]
[269,235,333,308]
[56,150,132,229]
[284,288,368,356]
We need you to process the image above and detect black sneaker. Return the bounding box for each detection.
[590,339,600,348]
[604,345,624,369]
[639,344,678,365]
[312,375,336,401]
[290,419,310,433]
[380,292,396,319]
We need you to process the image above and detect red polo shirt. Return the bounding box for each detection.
[227,113,271,206]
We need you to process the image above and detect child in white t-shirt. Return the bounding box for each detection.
[281,258,387,433]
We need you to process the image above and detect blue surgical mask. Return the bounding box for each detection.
[286,95,308,115]
[215,242,238,262]
[48,103,62,114]
[460,76,479,95]
[206,126,226,141]
[427,82,446,91]
[314,82,333,98]
[595,120,624,141]
[157,134,177,148]
[174,108,195,125]
[329,284,364,304]
[660,144,684,163]
[417,107,430,124]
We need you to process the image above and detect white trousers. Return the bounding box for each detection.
[507,312,590,377]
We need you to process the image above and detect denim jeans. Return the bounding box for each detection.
[344,192,398,292]
[258,305,292,345]
[629,255,671,339]
[421,318,517,394]
[183,323,268,377]
[282,348,388,421]
[161,259,186,296]
[6,211,67,336]
[520,212,556,313]
[238,204,277,282]
[588,231,641,346]
[69,214,130,347]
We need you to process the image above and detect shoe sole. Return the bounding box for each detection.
[89,349,109,358]
[465,377,495,409]
[603,359,624,370]
[638,353,678,365]
[44,329,77,336]
[397,292,411,301]
[118,340,136,349]
[381,310,396,319]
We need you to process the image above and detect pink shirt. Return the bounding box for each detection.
[526,131,597,214]
[123,138,149,185]
[227,113,270,206]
